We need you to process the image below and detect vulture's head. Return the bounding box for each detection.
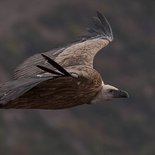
[91,83,129,103]
[102,84,129,100]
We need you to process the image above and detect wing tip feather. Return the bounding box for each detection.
[88,11,113,42]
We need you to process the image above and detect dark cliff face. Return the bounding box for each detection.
[0,0,154,155]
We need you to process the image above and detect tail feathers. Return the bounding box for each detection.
[88,11,113,42]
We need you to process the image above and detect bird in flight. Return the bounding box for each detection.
[0,11,129,109]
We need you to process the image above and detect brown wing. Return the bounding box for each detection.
[14,12,113,79]
[0,67,102,109]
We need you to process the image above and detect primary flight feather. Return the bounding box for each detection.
[0,11,129,109]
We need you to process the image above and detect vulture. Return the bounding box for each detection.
[0,11,129,109]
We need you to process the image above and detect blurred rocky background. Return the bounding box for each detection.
[0,0,154,155]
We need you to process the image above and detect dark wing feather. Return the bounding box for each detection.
[88,11,113,41]
[0,77,51,105]
[36,65,63,76]
[41,54,71,76]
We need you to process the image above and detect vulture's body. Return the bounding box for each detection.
[0,12,128,109]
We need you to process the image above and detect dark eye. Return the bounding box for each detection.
[109,89,115,93]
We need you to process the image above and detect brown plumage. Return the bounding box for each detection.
[0,12,129,109]
[1,66,102,109]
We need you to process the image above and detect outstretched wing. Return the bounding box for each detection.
[14,11,113,79]
[0,55,102,109]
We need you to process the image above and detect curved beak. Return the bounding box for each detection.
[113,90,129,98]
